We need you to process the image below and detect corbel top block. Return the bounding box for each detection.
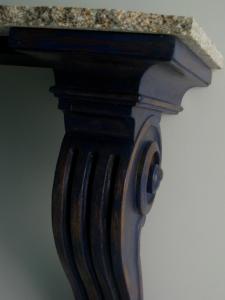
[0,5,223,69]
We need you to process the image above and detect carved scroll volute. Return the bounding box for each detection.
[52,116,162,300]
[115,118,162,300]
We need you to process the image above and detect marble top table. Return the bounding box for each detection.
[0,5,223,69]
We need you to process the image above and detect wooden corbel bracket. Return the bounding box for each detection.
[0,7,222,300]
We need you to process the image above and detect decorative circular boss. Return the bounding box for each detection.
[137,141,163,216]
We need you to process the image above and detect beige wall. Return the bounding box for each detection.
[0,1,224,299]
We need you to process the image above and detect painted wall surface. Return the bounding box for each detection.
[0,1,224,299]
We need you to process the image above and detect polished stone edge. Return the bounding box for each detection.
[0,5,223,69]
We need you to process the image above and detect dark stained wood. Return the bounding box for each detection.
[0,27,212,299]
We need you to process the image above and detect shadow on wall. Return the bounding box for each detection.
[0,66,73,300]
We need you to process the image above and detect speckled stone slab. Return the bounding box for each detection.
[0,5,223,69]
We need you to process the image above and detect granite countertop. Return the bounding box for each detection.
[0,5,223,69]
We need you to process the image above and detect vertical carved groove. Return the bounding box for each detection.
[111,153,134,300]
[90,154,120,300]
[70,151,103,299]
[52,135,88,299]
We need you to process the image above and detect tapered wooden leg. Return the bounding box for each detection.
[52,116,162,300]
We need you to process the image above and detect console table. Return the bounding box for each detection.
[0,5,223,300]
